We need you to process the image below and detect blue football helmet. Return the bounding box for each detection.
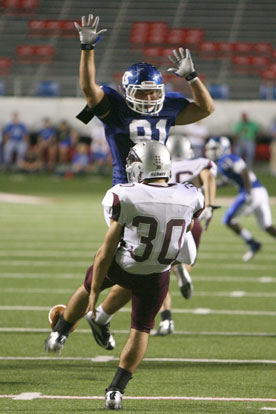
[205,136,231,161]
[122,62,165,115]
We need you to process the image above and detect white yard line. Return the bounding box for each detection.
[0,193,54,204]
[0,327,275,337]
[2,250,276,260]
[0,356,276,364]
[0,273,274,283]
[1,287,276,298]
[0,393,276,402]
[1,305,276,316]
[1,259,275,270]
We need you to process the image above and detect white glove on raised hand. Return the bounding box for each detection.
[198,206,213,230]
[74,14,107,50]
[168,48,198,82]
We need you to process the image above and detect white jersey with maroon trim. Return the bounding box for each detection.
[170,157,217,186]
[102,182,204,275]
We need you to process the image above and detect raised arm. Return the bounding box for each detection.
[167,48,215,125]
[75,14,108,109]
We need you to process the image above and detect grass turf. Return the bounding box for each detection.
[0,169,275,413]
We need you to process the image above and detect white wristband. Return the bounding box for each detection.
[188,76,199,84]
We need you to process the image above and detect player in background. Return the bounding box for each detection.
[205,136,276,261]
[44,141,204,410]
[71,13,215,346]
[155,135,218,335]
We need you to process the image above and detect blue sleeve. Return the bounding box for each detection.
[101,86,128,126]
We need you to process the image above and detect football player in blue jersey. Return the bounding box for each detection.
[205,136,276,262]
[74,13,215,185]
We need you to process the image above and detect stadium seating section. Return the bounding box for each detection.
[0,0,276,98]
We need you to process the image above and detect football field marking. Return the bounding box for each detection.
[1,249,276,261]
[0,327,275,337]
[1,305,276,317]
[0,272,274,283]
[1,393,276,403]
[0,193,53,204]
[12,392,42,400]
[1,259,275,270]
[1,356,276,364]
[2,287,276,298]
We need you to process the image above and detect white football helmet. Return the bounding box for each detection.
[166,135,194,160]
[126,140,171,183]
[205,136,231,161]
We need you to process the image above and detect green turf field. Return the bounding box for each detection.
[0,171,275,413]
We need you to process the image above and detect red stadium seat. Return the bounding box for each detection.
[253,42,272,56]
[142,47,163,64]
[232,55,270,74]
[184,28,204,50]
[147,22,168,44]
[130,21,168,47]
[16,45,54,63]
[166,28,186,45]
[260,68,276,81]
[2,0,38,15]
[28,19,76,37]
[199,41,220,59]
[216,41,235,58]
[232,42,253,55]
[232,55,252,74]
[271,49,276,60]
[0,57,12,75]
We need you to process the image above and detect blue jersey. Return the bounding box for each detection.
[3,122,28,142]
[101,86,189,185]
[38,127,56,141]
[217,153,262,192]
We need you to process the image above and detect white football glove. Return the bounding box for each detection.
[74,14,107,49]
[168,48,197,82]
[198,206,213,230]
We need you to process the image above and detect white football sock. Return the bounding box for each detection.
[94,304,113,325]
[240,228,253,242]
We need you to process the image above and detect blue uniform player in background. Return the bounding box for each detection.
[206,136,276,262]
[75,13,215,185]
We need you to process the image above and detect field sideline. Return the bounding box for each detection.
[0,171,275,413]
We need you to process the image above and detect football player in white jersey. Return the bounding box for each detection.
[44,141,204,410]
[154,135,218,335]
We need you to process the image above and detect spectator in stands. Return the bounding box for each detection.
[270,117,276,177]
[3,112,29,170]
[90,117,112,174]
[182,120,209,157]
[17,144,42,173]
[70,141,93,175]
[56,120,79,166]
[37,118,57,172]
[233,112,259,168]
